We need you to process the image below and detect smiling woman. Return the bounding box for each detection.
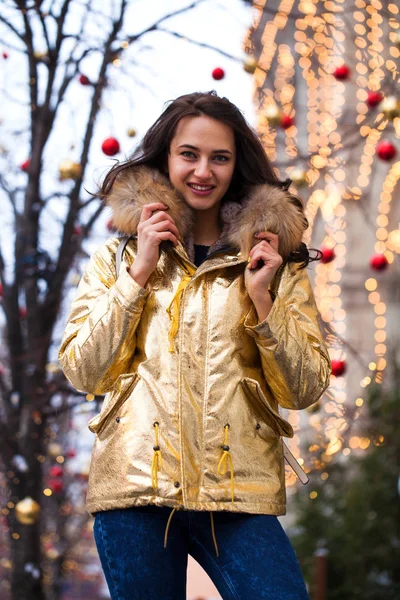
[167,114,236,245]
[59,91,331,600]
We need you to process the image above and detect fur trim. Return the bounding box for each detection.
[106,166,194,241]
[223,185,308,260]
[106,165,307,260]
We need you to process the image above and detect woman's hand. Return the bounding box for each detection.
[128,202,180,288]
[244,232,283,316]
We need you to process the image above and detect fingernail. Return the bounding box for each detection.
[247,256,251,262]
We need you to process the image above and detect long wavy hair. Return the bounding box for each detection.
[100,91,321,267]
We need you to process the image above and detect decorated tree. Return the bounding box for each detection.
[245,0,399,496]
[291,358,400,599]
[244,1,400,595]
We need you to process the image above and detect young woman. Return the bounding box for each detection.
[59,91,331,599]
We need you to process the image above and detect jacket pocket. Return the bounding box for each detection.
[88,373,140,435]
[241,377,293,438]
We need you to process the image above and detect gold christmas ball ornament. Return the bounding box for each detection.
[378,96,400,120]
[48,443,63,459]
[290,168,309,188]
[393,30,400,49]
[127,128,137,138]
[33,51,49,63]
[243,55,258,74]
[15,497,40,525]
[264,104,282,126]
[59,160,82,181]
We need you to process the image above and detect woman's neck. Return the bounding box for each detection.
[192,206,222,246]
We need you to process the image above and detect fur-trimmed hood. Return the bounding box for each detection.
[106,165,308,261]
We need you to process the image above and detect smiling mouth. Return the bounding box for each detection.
[187,183,216,191]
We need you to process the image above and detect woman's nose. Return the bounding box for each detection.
[194,159,212,179]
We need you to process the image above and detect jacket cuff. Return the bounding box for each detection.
[113,266,150,312]
[244,295,288,346]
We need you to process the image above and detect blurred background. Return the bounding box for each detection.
[0,1,399,599]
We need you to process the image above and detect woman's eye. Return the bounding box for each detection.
[181,151,196,158]
[213,155,229,162]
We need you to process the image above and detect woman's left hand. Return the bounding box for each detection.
[244,232,283,302]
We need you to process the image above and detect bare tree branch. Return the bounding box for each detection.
[81,200,105,237]
[125,0,207,43]
[0,13,25,41]
[33,5,52,53]
[157,28,239,60]
[41,0,129,356]
[0,174,19,218]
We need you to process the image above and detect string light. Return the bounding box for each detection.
[249,0,398,480]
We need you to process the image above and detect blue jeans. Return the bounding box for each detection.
[93,505,309,600]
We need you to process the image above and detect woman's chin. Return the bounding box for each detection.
[182,195,222,212]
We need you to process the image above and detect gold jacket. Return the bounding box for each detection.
[59,166,331,518]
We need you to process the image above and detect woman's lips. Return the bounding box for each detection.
[187,183,216,196]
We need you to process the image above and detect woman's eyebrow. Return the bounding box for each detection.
[177,144,233,154]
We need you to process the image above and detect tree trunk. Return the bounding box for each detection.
[9,486,46,600]
[7,409,47,600]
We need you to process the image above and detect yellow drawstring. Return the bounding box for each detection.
[217,424,235,503]
[166,263,197,353]
[210,512,219,557]
[163,507,220,558]
[164,507,177,548]
[151,422,162,491]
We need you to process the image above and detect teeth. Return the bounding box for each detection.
[190,184,214,191]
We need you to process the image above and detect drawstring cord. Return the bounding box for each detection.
[209,512,219,557]
[151,422,162,491]
[164,507,177,549]
[156,422,232,558]
[166,263,197,353]
[163,507,220,557]
[217,424,235,503]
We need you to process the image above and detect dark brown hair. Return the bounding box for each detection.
[101,91,321,267]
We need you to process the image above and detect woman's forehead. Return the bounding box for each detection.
[171,115,235,152]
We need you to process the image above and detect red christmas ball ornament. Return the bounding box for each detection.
[20,159,30,172]
[106,218,116,232]
[331,359,346,377]
[376,140,397,161]
[320,247,335,264]
[79,74,90,85]
[369,254,388,271]
[66,449,76,458]
[49,479,63,493]
[212,67,225,81]
[280,115,295,129]
[366,91,383,108]
[2,52,9,59]
[333,65,350,80]
[49,465,63,478]
[73,225,82,236]
[101,137,120,156]
[19,307,27,319]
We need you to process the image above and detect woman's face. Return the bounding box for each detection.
[167,114,236,212]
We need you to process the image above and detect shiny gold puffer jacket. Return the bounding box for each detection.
[59,166,331,517]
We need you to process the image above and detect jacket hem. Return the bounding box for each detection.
[86,496,286,517]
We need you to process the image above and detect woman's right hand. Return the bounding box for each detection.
[128,202,180,288]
